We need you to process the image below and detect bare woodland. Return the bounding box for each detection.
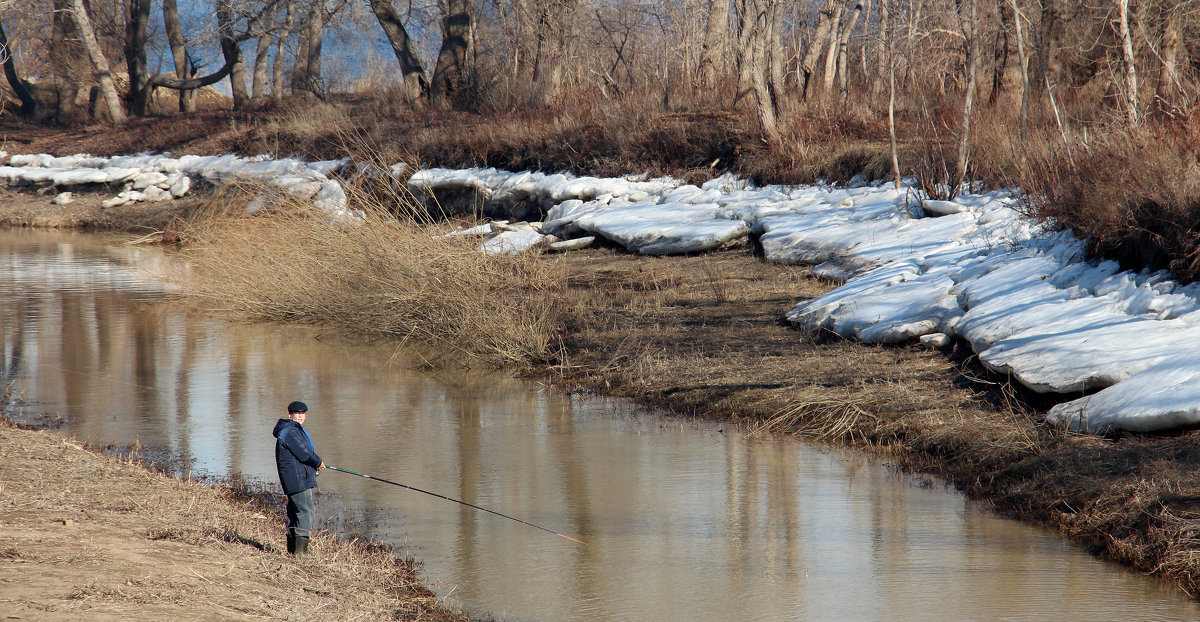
[0,0,1198,203]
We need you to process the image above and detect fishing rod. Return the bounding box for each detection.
[326,466,587,545]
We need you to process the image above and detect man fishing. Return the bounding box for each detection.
[273,400,325,555]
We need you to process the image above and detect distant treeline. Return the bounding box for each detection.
[4,0,1200,277]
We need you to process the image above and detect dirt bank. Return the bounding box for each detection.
[0,187,198,232]
[0,419,470,621]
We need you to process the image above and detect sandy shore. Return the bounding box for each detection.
[0,419,469,621]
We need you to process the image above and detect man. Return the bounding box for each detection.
[273,400,325,555]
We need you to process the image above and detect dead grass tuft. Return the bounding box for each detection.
[175,193,567,368]
[752,395,875,441]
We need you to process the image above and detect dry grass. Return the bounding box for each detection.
[175,192,567,368]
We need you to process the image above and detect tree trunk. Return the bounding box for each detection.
[125,0,153,116]
[0,19,39,118]
[528,0,572,108]
[369,0,430,106]
[953,0,979,196]
[217,0,251,109]
[292,5,311,92]
[886,0,900,188]
[698,0,727,88]
[272,0,294,97]
[432,0,472,107]
[162,0,197,112]
[51,0,88,122]
[1115,0,1138,126]
[251,21,274,102]
[303,2,325,95]
[1010,0,1029,141]
[749,0,782,147]
[292,1,325,95]
[821,3,845,97]
[799,0,837,98]
[1155,5,1181,113]
[767,1,786,100]
[1038,0,1063,93]
[68,0,127,125]
[733,0,755,106]
[988,0,1021,104]
[835,2,861,100]
[871,0,888,97]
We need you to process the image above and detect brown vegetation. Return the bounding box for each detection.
[0,417,468,620]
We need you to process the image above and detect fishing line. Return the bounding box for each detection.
[326,466,587,545]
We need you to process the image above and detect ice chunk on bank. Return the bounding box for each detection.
[1045,357,1200,433]
[482,229,547,255]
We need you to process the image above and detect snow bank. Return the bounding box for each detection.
[0,152,359,222]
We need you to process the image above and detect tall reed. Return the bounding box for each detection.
[176,190,567,368]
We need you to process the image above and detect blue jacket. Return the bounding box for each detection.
[273,418,323,495]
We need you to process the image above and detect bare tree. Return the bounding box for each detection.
[162,0,198,112]
[0,17,38,118]
[432,0,473,108]
[67,0,126,125]
[799,0,838,98]
[51,0,89,122]
[251,10,276,102]
[124,0,153,116]
[953,0,979,194]
[1115,0,1139,125]
[834,2,862,99]
[370,0,430,106]
[271,0,294,97]
[528,0,573,107]
[1154,3,1183,113]
[697,0,727,88]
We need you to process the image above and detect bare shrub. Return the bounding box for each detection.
[1021,118,1200,282]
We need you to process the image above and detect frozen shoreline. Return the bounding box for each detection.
[6,152,1198,434]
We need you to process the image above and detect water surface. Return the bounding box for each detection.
[2,228,1196,621]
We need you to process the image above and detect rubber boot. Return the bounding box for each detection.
[286,533,296,555]
[294,535,310,556]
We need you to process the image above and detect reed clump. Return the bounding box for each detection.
[176,190,568,368]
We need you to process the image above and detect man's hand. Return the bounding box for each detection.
[317,461,326,471]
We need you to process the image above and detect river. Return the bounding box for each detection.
[1,227,1196,621]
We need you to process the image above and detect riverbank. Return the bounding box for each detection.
[0,418,471,620]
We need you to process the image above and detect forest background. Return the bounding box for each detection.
[2,0,1200,279]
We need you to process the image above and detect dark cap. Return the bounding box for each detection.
[287,401,308,413]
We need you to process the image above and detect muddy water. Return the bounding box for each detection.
[3,227,1198,621]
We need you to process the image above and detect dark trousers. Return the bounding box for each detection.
[286,488,315,538]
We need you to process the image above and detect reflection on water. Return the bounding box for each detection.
[3,227,1198,621]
